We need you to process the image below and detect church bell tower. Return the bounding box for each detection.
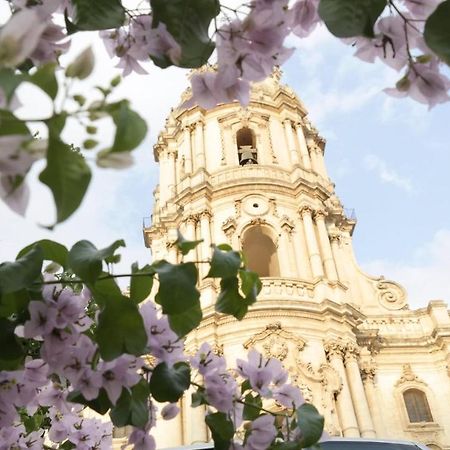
[142,69,450,449]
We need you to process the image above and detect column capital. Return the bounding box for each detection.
[324,340,345,359]
[294,121,304,130]
[314,209,328,221]
[344,342,361,365]
[299,205,314,217]
[184,214,199,225]
[360,364,376,383]
[282,118,293,126]
[199,209,212,220]
[329,232,341,243]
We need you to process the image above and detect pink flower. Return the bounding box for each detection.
[0,9,47,68]
[290,0,321,37]
[23,301,58,338]
[161,403,179,420]
[127,428,156,450]
[244,415,277,450]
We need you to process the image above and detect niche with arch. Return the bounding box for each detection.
[236,127,258,165]
[241,225,280,277]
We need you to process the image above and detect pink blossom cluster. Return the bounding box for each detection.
[100,15,181,76]
[344,0,449,108]
[191,344,305,449]
[0,359,113,449]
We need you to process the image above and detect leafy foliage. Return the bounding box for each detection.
[296,403,325,448]
[424,0,450,64]
[96,292,147,360]
[149,362,191,402]
[150,0,220,68]
[318,0,387,38]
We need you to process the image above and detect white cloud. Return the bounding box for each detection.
[363,154,414,192]
[362,229,450,309]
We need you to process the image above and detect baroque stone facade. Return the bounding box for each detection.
[138,71,450,449]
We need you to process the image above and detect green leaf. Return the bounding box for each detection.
[154,261,200,315]
[205,412,234,450]
[191,388,208,407]
[0,110,29,137]
[110,379,150,428]
[168,301,202,337]
[243,393,263,421]
[70,0,125,31]
[96,294,147,360]
[108,101,148,153]
[130,263,154,304]
[17,239,68,269]
[68,240,125,284]
[0,318,24,370]
[215,276,248,320]
[150,0,220,68]
[91,275,122,307]
[28,63,58,99]
[149,362,190,403]
[39,134,91,225]
[0,69,24,104]
[174,230,203,256]
[239,269,262,305]
[67,388,113,414]
[296,403,325,448]
[0,246,43,295]
[207,245,241,279]
[424,0,450,65]
[318,0,387,38]
[0,289,30,317]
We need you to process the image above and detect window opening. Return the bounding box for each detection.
[403,388,433,423]
[237,127,257,165]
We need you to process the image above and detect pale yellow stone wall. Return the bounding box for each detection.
[136,70,450,450]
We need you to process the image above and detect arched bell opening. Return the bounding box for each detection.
[236,127,257,166]
[242,225,279,277]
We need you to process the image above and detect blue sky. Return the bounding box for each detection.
[0,14,449,309]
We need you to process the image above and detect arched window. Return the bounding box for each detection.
[242,226,279,277]
[237,127,257,165]
[403,389,433,423]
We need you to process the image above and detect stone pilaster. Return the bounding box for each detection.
[344,344,376,438]
[183,214,198,262]
[314,210,338,282]
[330,233,347,284]
[194,120,205,170]
[283,118,299,165]
[294,122,312,170]
[299,206,324,279]
[281,219,297,278]
[360,363,385,437]
[324,340,360,437]
[183,126,193,174]
[199,209,212,278]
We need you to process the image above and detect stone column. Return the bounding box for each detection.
[314,210,338,282]
[283,119,299,165]
[299,206,324,278]
[344,344,376,438]
[294,122,312,170]
[199,210,212,278]
[183,126,193,174]
[324,341,360,437]
[184,215,198,262]
[361,364,386,437]
[314,145,328,179]
[292,226,312,280]
[195,120,206,171]
[330,233,347,284]
[281,223,297,278]
[167,150,177,199]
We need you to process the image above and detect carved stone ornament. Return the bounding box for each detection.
[243,322,306,357]
[376,279,408,310]
[395,363,426,387]
[324,340,345,359]
[280,215,295,235]
[222,217,237,239]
